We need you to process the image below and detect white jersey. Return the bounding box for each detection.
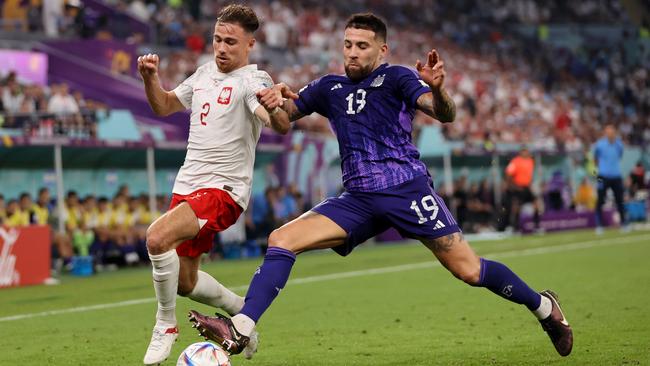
[172,62,272,210]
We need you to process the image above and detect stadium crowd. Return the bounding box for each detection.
[3,0,649,149]
[0,71,105,139]
[138,0,650,150]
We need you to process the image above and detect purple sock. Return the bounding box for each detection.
[476,258,541,311]
[240,247,296,322]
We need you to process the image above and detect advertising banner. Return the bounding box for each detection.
[0,50,48,85]
[0,226,51,288]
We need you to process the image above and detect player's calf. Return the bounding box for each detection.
[423,233,481,285]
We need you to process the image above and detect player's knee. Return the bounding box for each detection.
[267,228,295,252]
[145,225,167,254]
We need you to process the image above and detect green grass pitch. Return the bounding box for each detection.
[1,229,649,365]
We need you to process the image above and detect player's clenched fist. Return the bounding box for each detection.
[137,53,160,79]
[256,83,299,111]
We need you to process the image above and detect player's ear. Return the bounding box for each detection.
[248,37,256,50]
[379,43,388,59]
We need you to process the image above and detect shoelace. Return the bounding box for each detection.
[148,329,168,351]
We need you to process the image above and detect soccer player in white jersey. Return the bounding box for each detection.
[137,5,290,365]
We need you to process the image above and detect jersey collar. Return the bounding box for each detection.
[212,63,258,80]
[346,63,389,83]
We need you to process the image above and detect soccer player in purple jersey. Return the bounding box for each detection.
[189,13,573,358]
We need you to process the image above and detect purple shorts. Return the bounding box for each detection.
[313,175,461,256]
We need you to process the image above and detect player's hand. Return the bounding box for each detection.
[137,54,159,79]
[416,49,445,91]
[256,83,299,111]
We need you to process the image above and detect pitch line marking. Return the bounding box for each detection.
[1,233,648,322]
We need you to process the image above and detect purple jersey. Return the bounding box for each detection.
[295,63,432,192]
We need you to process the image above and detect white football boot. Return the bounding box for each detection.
[143,325,179,365]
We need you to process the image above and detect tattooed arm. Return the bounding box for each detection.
[416,89,456,123]
[279,98,306,122]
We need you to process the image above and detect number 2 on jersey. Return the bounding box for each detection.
[200,102,210,125]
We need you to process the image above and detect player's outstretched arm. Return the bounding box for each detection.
[255,83,301,134]
[415,49,456,123]
[254,104,291,135]
[257,83,305,123]
[137,54,185,116]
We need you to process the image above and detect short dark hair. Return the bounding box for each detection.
[345,13,387,42]
[217,4,260,33]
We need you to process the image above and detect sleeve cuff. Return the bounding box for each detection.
[294,97,310,115]
[172,89,190,109]
[410,87,431,109]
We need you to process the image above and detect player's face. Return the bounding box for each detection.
[605,125,616,140]
[343,28,387,80]
[213,22,255,73]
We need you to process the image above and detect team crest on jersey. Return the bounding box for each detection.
[217,87,233,104]
[370,74,385,87]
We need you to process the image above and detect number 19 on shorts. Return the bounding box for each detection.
[410,195,439,224]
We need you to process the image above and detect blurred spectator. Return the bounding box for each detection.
[593,124,627,233]
[466,179,495,232]
[2,79,24,114]
[48,83,80,116]
[248,187,276,246]
[0,85,5,113]
[0,194,5,223]
[218,213,247,258]
[574,177,596,211]
[42,0,64,37]
[629,161,646,195]
[263,9,290,50]
[18,192,34,223]
[31,187,51,226]
[4,199,28,227]
[2,0,28,31]
[127,0,151,22]
[452,176,469,230]
[185,24,206,53]
[501,147,539,231]
[72,218,95,256]
[64,190,81,230]
[544,171,571,211]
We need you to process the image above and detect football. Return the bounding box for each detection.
[176,342,231,366]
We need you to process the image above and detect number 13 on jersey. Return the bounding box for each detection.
[346,89,367,114]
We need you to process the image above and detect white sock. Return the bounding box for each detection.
[533,294,553,320]
[188,270,245,316]
[149,250,179,327]
[232,314,256,337]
